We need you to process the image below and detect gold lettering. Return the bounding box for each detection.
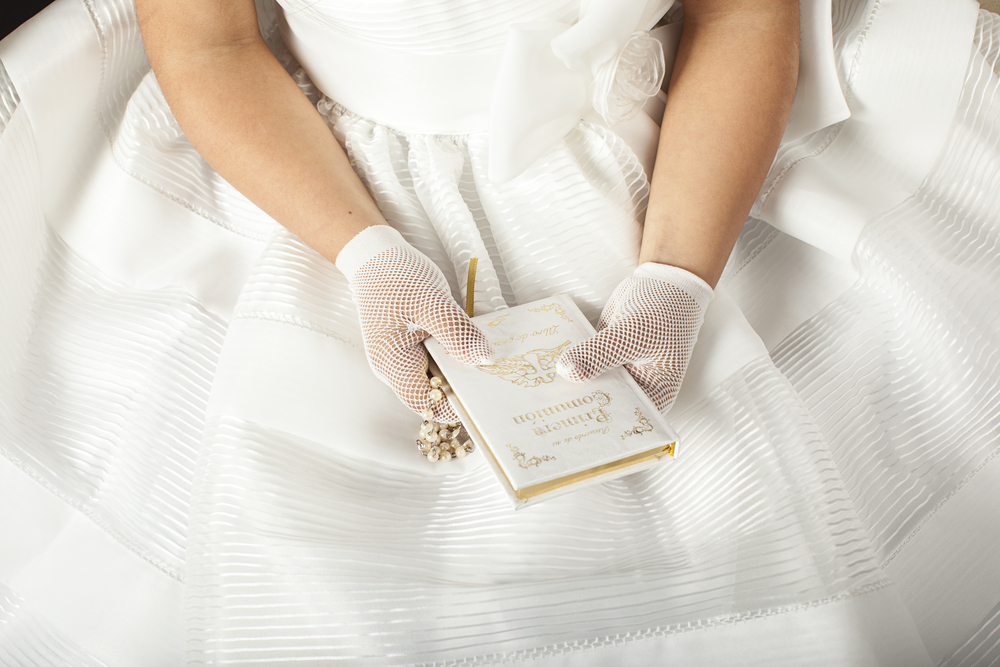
[513,394,614,434]
[594,408,613,423]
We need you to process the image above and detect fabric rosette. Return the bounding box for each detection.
[591,30,666,126]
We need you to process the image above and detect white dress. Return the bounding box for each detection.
[1,0,998,665]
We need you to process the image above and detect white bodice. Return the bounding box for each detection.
[276,0,581,54]
[276,0,849,184]
[276,0,677,181]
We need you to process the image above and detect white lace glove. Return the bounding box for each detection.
[337,226,493,422]
[556,263,714,414]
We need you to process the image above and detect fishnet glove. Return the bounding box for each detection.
[556,263,714,414]
[337,226,493,422]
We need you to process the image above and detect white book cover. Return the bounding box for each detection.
[426,294,678,508]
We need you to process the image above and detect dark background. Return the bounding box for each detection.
[2,1,57,41]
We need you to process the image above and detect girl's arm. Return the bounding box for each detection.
[556,0,799,410]
[135,0,386,261]
[643,0,800,286]
[136,0,491,422]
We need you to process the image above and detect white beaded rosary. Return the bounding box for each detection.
[417,375,475,462]
[417,257,479,462]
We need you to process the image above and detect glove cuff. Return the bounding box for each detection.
[633,262,715,311]
[335,225,409,281]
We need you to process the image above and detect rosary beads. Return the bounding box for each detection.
[417,375,475,461]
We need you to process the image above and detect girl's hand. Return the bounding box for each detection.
[337,226,493,423]
[556,263,713,414]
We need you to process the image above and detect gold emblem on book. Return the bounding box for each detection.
[526,302,573,322]
[507,444,555,469]
[621,408,654,440]
[477,340,572,387]
[487,313,510,327]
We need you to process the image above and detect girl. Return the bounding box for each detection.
[1,0,997,663]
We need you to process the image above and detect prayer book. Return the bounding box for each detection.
[425,294,678,508]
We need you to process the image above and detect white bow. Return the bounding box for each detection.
[488,0,851,184]
[489,0,676,183]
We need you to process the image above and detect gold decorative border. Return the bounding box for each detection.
[526,302,573,323]
[506,444,556,469]
[591,390,611,407]
[621,408,654,440]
